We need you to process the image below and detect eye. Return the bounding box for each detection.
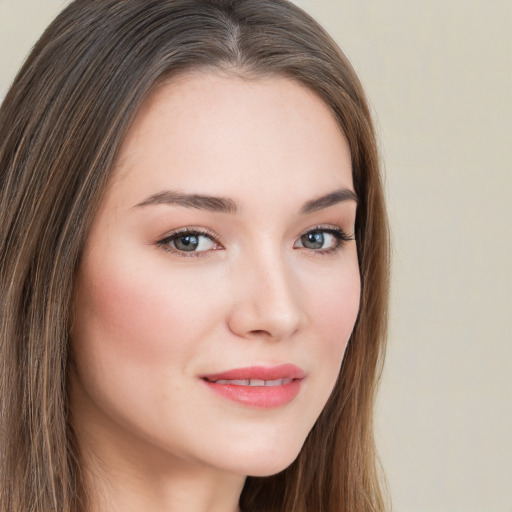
[157,229,221,255]
[294,227,353,253]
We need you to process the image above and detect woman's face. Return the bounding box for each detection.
[70,72,360,479]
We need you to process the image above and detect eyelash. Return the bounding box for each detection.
[156,225,354,258]
[297,225,354,256]
[156,227,222,258]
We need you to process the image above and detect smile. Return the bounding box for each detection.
[205,378,293,386]
[201,365,304,408]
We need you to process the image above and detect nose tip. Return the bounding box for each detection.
[228,304,302,341]
[227,263,304,341]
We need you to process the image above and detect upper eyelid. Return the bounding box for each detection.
[302,224,354,239]
[159,227,221,243]
[159,224,351,239]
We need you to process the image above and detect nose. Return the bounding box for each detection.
[227,252,305,341]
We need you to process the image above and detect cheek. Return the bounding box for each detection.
[70,250,223,386]
[313,260,359,323]
[69,248,234,453]
[74,264,172,363]
[301,256,361,377]
[323,274,360,343]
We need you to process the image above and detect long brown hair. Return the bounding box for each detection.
[0,1,389,510]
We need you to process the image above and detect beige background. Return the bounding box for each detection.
[1,1,511,511]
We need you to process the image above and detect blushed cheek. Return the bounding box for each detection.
[71,254,225,373]
[313,269,360,368]
[72,260,176,375]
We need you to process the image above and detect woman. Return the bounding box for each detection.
[0,1,389,511]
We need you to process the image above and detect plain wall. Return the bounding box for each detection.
[1,1,511,511]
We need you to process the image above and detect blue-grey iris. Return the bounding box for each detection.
[301,232,324,249]
[174,234,199,251]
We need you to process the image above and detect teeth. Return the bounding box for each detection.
[210,378,292,387]
[266,378,291,386]
[215,379,249,385]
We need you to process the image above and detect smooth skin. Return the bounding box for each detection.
[69,72,360,512]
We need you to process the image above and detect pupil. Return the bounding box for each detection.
[175,234,199,251]
[304,232,324,249]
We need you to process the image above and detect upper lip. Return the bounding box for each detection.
[202,364,305,381]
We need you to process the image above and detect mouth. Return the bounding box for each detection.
[200,364,305,408]
[205,377,293,386]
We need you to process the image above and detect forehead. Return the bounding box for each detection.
[109,71,353,210]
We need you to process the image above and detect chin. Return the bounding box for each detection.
[245,457,299,478]
[216,435,306,478]
[247,450,303,477]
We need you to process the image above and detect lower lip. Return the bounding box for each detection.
[202,379,302,408]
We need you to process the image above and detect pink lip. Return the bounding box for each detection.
[201,364,305,408]
[203,364,305,381]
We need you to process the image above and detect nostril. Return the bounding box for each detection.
[249,329,272,337]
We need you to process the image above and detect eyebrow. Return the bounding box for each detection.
[134,188,357,214]
[134,190,238,214]
[300,188,358,214]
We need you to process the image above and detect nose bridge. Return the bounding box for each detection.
[228,243,303,340]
